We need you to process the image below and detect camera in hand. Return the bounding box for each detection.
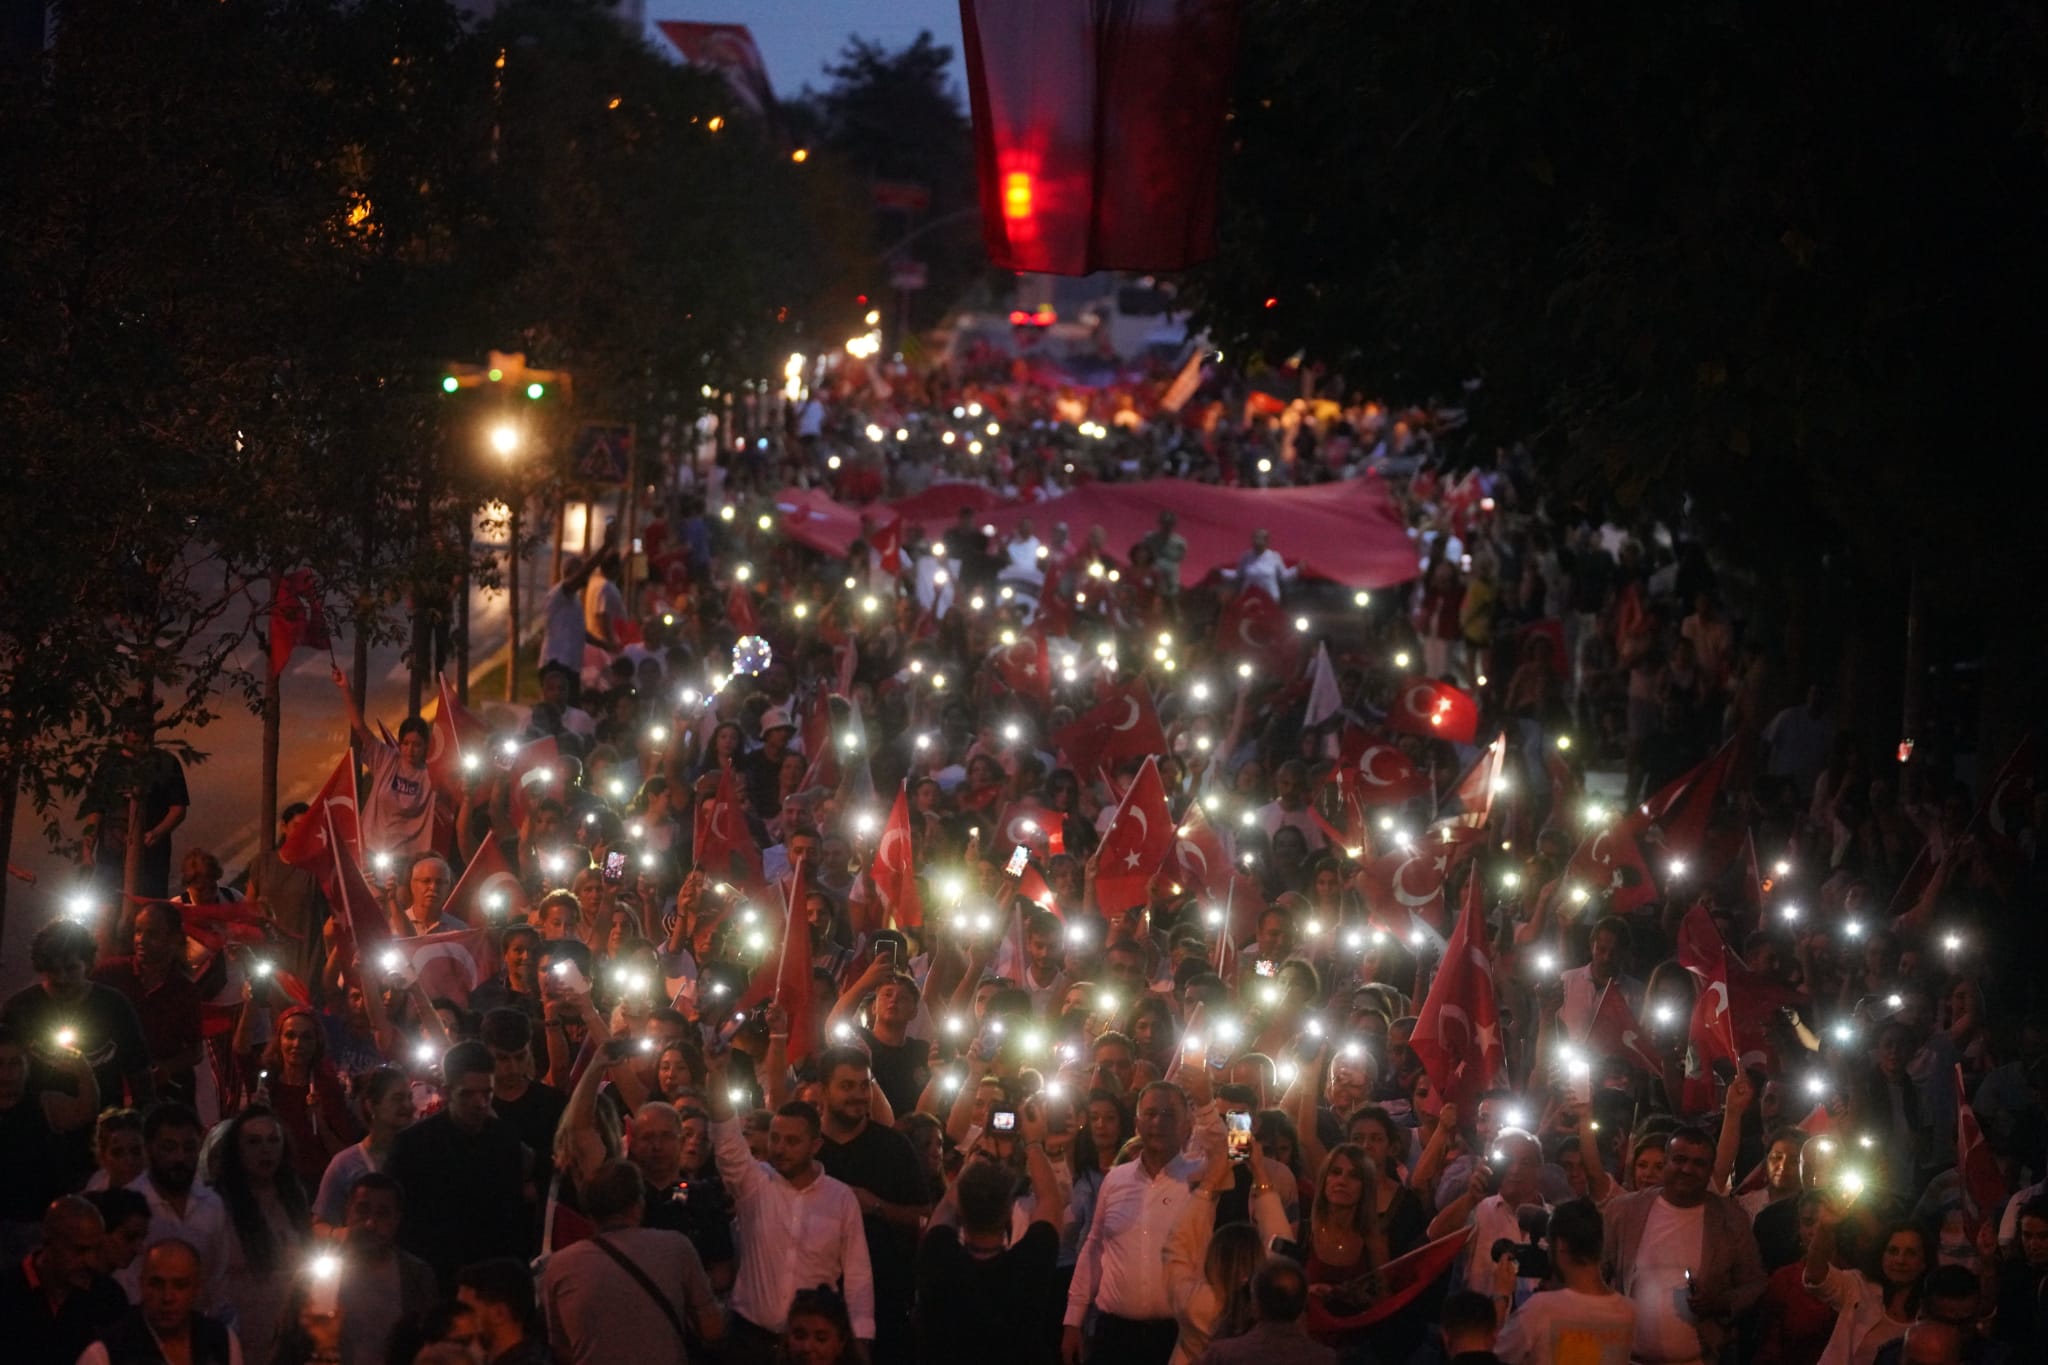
[1490,1205,1553,1280]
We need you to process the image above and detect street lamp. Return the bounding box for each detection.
[489,423,520,458]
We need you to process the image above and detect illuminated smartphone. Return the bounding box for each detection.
[603,851,627,883]
[1006,845,1030,877]
[1226,1110,1253,1162]
[990,1109,1017,1132]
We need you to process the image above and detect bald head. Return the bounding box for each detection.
[39,1196,105,1293]
[140,1239,203,1336]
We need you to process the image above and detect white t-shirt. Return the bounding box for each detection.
[1628,1198,1706,1365]
[363,744,436,859]
[1495,1286,1637,1365]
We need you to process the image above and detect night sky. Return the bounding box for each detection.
[644,0,965,104]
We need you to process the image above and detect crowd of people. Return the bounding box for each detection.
[3,360,2044,1365]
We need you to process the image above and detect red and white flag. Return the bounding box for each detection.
[1168,800,1232,900]
[1387,678,1480,745]
[280,750,361,874]
[1361,846,1450,935]
[1409,873,1504,1112]
[868,785,924,931]
[1053,679,1167,777]
[992,631,1051,707]
[429,677,490,805]
[733,858,819,1066]
[1957,1064,2008,1226]
[694,765,765,893]
[1583,980,1665,1075]
[445,838,526,925]
[267,570,331,679]
[1346,737,1432,810]
[1093,756,1173,912]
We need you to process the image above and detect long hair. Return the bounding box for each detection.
[1869,1219,1931,1312]
[1072,1089,1134,1180]
[260,1005,328,1078]
[1204,1221,1266,1341]
[212,1105,311,1273]
[1309,1142,1383,1272]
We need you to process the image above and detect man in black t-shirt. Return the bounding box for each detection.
[916,1097,1065,1365]
[78,712,189,902]
[0,920,151,1117]
[388,1041,531,1289]
[835,961,931,1118]
[480,1008,565,1165]
[814,1044,932,1365]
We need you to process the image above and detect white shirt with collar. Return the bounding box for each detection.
[1064,1137,1211,1326]
[122,1173,232,1310]
[712,1116,874,1338]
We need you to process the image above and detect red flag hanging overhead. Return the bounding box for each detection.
[1053,679,1167,777]
[267,570,331,678]
[1093,756,1173,912]
[1387,678,1481,746]
[958,0,1244,275]
[1409,873,1504,1113]
[868,785,925,932]
[445,837,526,925]
[1169,800,1232,900]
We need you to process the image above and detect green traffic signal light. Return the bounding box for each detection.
[441,376,459,393]
[526,382,545,399]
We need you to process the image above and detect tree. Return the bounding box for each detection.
[1189,0,2048,752]
[796,32,988,330]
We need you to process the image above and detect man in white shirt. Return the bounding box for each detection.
[1428,1129,1550,1296]
[1063,1076,1213,1365]
[1001,517,1046,589]
[707,1054,873,1365]
[1230,529,1297,602]
[1600,1127,1765,1365]
[123,1105,230,1310]
[1555,916,1644,1040]
[1256,760,1327,851]
[1494,1198,1636,1365]
[914,540,958,618]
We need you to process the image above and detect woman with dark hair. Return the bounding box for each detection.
[692,720,744,780]
[1060,1089,1134,1300]
[311,1066,414,1241]
[780,1284,863,1365]
[257,1005,360,1187]
[1803,1206,1927,1365]
[1347,1106,1430,1255]
[212,1104,313,1365]
[1121,994,1179,1075]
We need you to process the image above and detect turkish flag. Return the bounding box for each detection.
[726,582,759,637]
[868,785,924,932]
[1441,733,1508,823]
[1215,587,1300,675]
[1675,901,1804,1058]
[1387,678,1480,746]
[1409,874,1504,1112]
[1361,846,1450,934]
[1583,980,1665,1075]
[1957,1065,2008,1224]
[384,927,499,1007]
[1348,737,1433,809]
[733,859,818,1066]
[995,798,1053,854]
[992,632,1051,706]
[1052,679,1167,777]
[280,750,361,873]
[1688,945,1741,1067]
[868,518,903,574]
[267,570,331,678]
[1094,756,1173,912]
[695,765,765,893]
[326,806,391,951]
[1309,1228,1473,1332]
[1168,799,1232,900]
[1643,739,1736,859]
[1565,814,1658,914]
[429,677,489,805]
[445,837,526,925]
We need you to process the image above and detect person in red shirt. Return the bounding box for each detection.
[90,903,204,1107]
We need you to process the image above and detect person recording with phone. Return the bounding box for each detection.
[1164,1100,1290,1365]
